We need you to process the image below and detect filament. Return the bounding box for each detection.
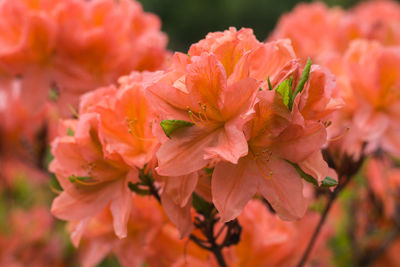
[329,127,350,142]
[68,104,79,118]
[126,118,156,142]
[249,147,273,180]
[49,184,62,195]
[69,174,103,186]
[187,103,210,126]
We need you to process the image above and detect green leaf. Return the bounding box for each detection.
[291,58,312,107]
[275,78,293,109]
[204,167,214,175]
[160,119,194,138]
[48,85,59,102]
[286,160,318,186]
[286,160,338,188]
[67,127,74,136]
[267,76,273,91]
[192,193,213,216]
[321,176,338,187]
[128,182,150,196]
[138,170,154,185]
[43,146,54,169]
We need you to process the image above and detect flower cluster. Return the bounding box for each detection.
[270,1,400,63]
[149,28,341,226]
[0,0,167,123]
[2,0,400,266]
[49,26,342,266]
[272,1,400,160]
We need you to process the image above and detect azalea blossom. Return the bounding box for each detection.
[326,40,400,159]
[147,28,262,177]
[269,2,356,63]
[225,200,333,267]
[147,27,296,176]
[212,59,341,222]
[352,0,400,46]
[0,207,64,267]
[0,0,168,117]
[147,28,341,226]
[366,156,400,219]
[50,71,161,240]
[75,195,163,267]
[270,1,400,63]
[53,0,168,94]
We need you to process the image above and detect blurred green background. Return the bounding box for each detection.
[138,0,364,52]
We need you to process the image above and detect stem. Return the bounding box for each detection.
[211,244,227,267]
[297,174,353,267]
[296,190,337,267]
[135,171,235,267]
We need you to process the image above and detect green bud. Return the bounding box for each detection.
[291,58,312,108]
[321,176,338,187]
[160,119,194,138]
[276,78,293,110]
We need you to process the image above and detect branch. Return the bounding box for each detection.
[129,170,241,267]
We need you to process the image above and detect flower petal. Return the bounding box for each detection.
[156,126,220,176]
[258,158,308,220]
[163,172,199,208]
[161,193,193,238]
[212,156,259,222]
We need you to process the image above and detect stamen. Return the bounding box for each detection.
[187,107,202,126]
[74,178,102,186]
[249,147,273,180]
[68,104,79,119]
[68,174,103,186]
[329,127,350,142]
[49,185,62,195]
[201,104,209,121]
[126,118,156,142]
[323,121,332,128]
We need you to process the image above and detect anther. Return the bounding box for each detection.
[323,121,332,128]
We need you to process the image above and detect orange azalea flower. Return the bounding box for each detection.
[327,40,400,158]
[73,195,163,267]
[148,28,341,225]
[225,200,333,267]
[0,0,59,74]
[50,113,136,239]
[79,71,162,168]
[269,1,400,64]
[0,207,64,267]
[366,157,400,219]
[353,0,400,46]
[50,71,161,240]
[212,62,341,222]
[53,0,168,93]
[145,223,212,267]
[0,0,168,117]
[147,28,294,177]
[269,2,357,63]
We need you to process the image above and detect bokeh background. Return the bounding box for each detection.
[139,0,362,52]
